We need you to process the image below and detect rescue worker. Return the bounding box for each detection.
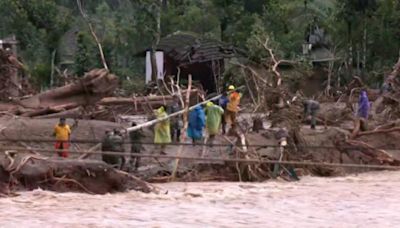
[129,122,145,171]
[218,91,229,134]
[225,85,241,133]
[205,101,224,146]
[101,129,125,169]
[357,90,370,131]
[53,117,71,158]
[167,94,183,142]
[187,105,206,145]
[303,99,320,129]
[154,105,171,154]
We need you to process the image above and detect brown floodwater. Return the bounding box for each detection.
[1,171,400,227]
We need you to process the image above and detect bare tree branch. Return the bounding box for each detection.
[76,0,108,70]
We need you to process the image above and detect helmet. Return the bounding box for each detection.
[228,85,235,90]
[206,102,214,107]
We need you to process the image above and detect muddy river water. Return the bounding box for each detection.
[1,171,400,227]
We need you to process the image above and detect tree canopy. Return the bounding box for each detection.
[0,0,398,89]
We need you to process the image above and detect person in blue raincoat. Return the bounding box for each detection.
[357,90,370,131]
[187,105,206,144]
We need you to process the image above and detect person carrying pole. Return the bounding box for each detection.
[101,129,125,169]
[303,99,320,130]
[205,101,224,146]
[154,105,171,154]
[187,105,206,145]
[129,122,145,171]
[53,117,71,158]
[224,85,241,133]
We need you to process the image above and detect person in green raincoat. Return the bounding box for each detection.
[205,101,224,146]
[154,105,171,154]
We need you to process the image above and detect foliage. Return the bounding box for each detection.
[0,0,399,91]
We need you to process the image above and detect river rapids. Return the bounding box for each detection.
[1,171,400,227]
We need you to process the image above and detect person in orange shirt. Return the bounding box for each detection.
[54,117,71,158]
[224,85,241,132]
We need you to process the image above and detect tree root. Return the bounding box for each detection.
[52,174,95,194]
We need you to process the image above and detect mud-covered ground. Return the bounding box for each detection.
[1,171,400,227]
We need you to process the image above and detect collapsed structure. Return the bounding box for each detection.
[140,32,243,93]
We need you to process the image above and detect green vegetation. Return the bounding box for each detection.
[0,0,398,90]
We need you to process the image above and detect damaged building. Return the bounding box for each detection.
[141,32,242,93]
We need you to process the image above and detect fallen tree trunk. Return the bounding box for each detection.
[0,154,154,194]
[98,89,200,106]
[17,69,118,109]
[356,127,400,137]
[34,107,85,119]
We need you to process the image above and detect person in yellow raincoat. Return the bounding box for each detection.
[205,101,224,145]
[224,85,241,132]
[154,105,171,154]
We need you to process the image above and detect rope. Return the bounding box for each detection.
[1,147,399,170]
[0,138,399,150]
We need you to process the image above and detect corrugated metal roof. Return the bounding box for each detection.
[156,32,240,65]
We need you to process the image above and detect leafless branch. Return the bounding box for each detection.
[76,0,108,70]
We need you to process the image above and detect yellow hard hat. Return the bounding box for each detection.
[228,85,235,90]
[207,101,214,107]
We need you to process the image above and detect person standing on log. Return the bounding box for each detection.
[357,90,370,131]
[188,105,206,145]
[168,94,183,142]
[154,105,171,154]
[53,117,71,158]
[218,91,229,134]
[129,122,144,171]
[303,99,320,130]
[205,101,224,146]
[224,85,241,134]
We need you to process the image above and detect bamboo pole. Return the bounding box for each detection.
[126,86,245,133]
[126,95,216,132]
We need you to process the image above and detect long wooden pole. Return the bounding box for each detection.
[126,94,217,132]
[126,86,245,133]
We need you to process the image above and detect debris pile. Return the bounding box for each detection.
[154,54,400,182]
[0,67,204,121]
[0,49,25,99]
